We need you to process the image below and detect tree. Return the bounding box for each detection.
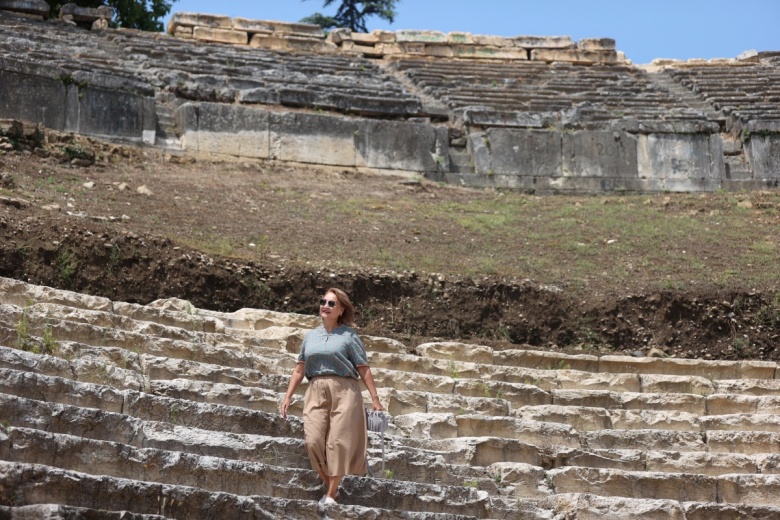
[45,0,177,32]
[301,0,397,33]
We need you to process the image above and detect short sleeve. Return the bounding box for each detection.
[297,339,307,364]
[348,332,369,367]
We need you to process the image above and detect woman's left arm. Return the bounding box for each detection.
[357,365,384,412]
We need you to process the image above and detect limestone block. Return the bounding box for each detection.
[578,38,616,51]
[461,109,547,128]
[645,451,758,476]
[456,416,580,448]
[0,345,74,380]
[609,409,700,431]
[150,379,295,415]
[273,111,357,166]
[583,429,706,451]
[510,36,573,49]
[715,379,780,397]
[265,20,323,37]
[249,34,336,53]
[562,131,639,179]
[551,390,624,409]
[358,119,446,172]
[640,374,716,395]
[453,45,528,60]
[549,466,718,502]
[494,349,598,372]
[422,44,455,58]
[396,30,448,43]
[516,404,612,432]
[718,474,780,506]
[350,31,380,44]
[231,17,274,33]
[757,454,780,475]
[541,493,686,519]
[448,32,473,45]
[701,413,780,433]
[745,122,780,180]
[487,462,548,498]
[193,27,248,46]
[371,368,455,393]
[0,275,112,311]
[383,389,430,415]
[426,392,509,416]
[706,393,760,415]
[637,133,717,183]
[218,307,318,330]
[619,392,706,414]
[327,27,350,43]
[173,25,193,38]
[371,30,396,43]
[684,502,780,520]
[556,371,641,393]
[360,335,408,355]
[471,128,561,177]
[563,449,645,472]
[191,13,232,29]
[707,431,780,455]
[454,379,552,407]
[532,48,621,64]
[415,341,494,364]
[0,0,49,17]
[470,437,542,466]
[472,35,513,48]
[60,3,113,21]
[393,412,457,439]
[0,368,125,413]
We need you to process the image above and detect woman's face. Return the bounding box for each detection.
[319,291,342,322]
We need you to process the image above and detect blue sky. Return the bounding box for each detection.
[162,1,778,65]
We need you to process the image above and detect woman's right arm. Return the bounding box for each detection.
[280,362,305,419]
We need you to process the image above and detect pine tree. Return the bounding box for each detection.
[301,0,397,33]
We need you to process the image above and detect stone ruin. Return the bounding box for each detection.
[3,275,780,519]
[2,5,780,517]
[0,2,778,193]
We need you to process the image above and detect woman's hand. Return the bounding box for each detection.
[280,396,291,419]
[370,395,384,412]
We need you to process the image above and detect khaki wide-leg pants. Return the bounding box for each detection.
[303,376,368,477]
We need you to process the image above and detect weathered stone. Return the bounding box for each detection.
[532,48,621,64]
[0,0,49,17]
[193,27,248,46]
[60,3,114,22]
[396,30,448,43]
[578,38,616,51]
[510,35,573,49]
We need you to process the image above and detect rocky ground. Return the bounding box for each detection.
[1,125,779,361]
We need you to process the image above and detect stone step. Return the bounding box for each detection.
[547,466,780,506]
[537,493,780,520]
[0,505,170,520]
[0,462,490,519]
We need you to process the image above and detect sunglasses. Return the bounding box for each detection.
[319,299,337,308]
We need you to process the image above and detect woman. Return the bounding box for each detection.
[280,287,383,506]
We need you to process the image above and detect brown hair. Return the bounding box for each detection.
[326,287,355,326]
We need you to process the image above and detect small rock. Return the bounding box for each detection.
[647,348,667,358]
[83,181,95,189]
[0,172,14,188]
[137,185,153,196]
[41,204,61,211]
[118,183,129,191]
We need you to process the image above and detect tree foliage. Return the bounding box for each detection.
[301,0,397,33]
[45,0,177,32]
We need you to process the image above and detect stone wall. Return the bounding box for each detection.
[0,5,778,193]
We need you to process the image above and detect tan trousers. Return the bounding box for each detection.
[303,376,368,477]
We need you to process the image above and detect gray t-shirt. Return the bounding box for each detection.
[297,324,369,380]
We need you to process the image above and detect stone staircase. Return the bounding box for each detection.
[1,275,780,519]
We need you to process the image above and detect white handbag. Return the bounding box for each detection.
[366,409,390,475]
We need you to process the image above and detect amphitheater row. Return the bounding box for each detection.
[2,10,780,193]
[3,279,780,517]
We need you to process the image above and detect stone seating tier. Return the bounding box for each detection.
[2,276,780,518]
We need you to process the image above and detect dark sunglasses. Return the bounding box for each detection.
[319,299,337,308]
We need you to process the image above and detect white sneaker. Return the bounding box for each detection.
[318,496,337,506]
